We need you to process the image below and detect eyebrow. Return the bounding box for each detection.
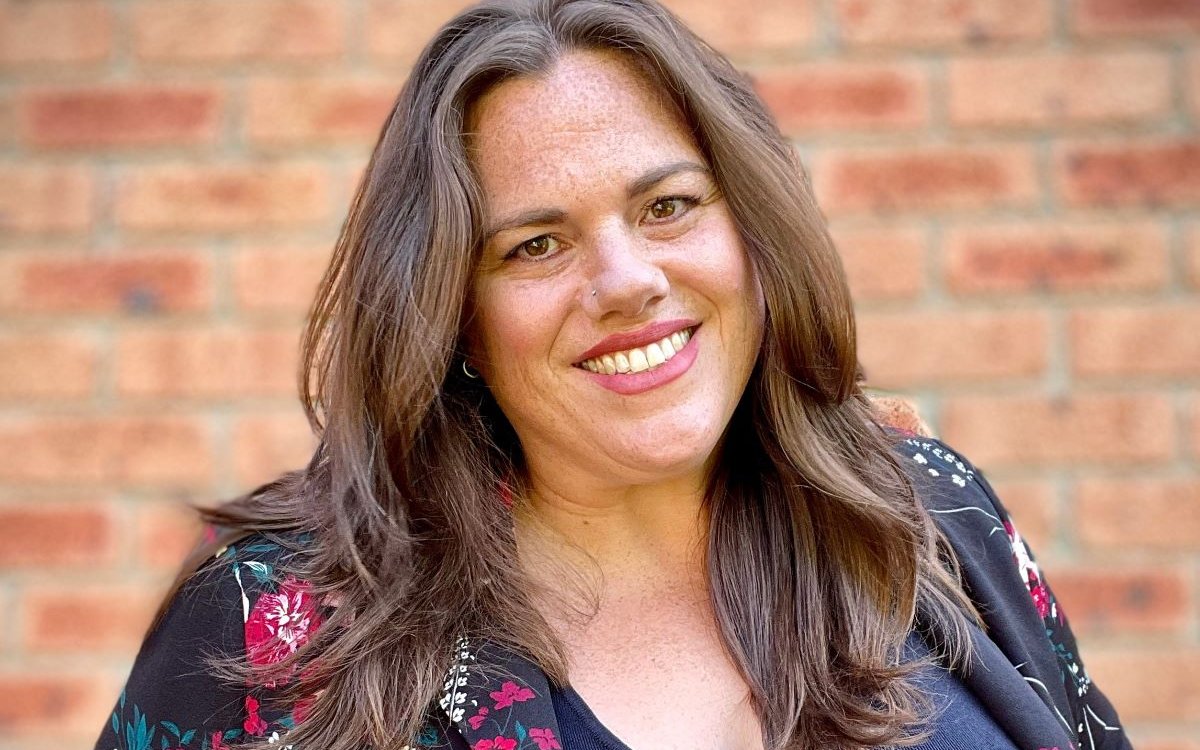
[482,160,712,243]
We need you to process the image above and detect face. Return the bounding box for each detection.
[467,49,765,490]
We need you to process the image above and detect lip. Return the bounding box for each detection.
[574,318,699,363]
[578,325,700,396]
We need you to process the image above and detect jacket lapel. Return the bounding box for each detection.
[439,636,563,750]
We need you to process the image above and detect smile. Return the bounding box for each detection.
[577,327,695,375]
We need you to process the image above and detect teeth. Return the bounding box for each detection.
[578,327,693,375]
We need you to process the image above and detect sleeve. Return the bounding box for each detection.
[917,435,1134,750]
[94,550,248,750]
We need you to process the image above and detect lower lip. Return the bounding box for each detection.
[577,328,699,396]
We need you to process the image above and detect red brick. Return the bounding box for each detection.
[942,393,1174,469]
[0,415,213,487]
[0,671,118,735]
[1071,306,1200,378]
[829,225,926,301]
[1194,397,1200,461]
[944,221,1169,295]
[661,0,817,54]
[813,144,1038,216]
[833,0,1050,48]
[366,0,476,65]
[1076,478,1200,552]
[0,332,97,401]
[132,0,344,64]
[859,310,1047,389]
[949,52,1171,127]
[1056,139,1200,208]
[232,244,331,314]
[0,499,116,568]
[1050,565,1191,637]
[754,62,928,133]
[232,411,318,488]
[0,249,213,316]
[21,584,162,653]
[19,85,224,150]
[115,163,329,232]
[134,502,202,571]
[116,325,301,399]
[1073,0,1200,37]
[245,76,396,146]
[0,165,93,235]
[1086,647,1200,720]
[0,1,112,66]
[1188,225,1200,290]
[988,478,1056,552]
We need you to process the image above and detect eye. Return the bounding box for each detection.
[507,234,562,261]
[643,196,698,223]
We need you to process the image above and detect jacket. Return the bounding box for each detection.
[94,434,1133,750]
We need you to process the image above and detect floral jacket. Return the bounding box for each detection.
[94,435,1133,750]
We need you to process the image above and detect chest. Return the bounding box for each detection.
[556,588,766,750]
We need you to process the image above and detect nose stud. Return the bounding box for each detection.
[591,288,597,297]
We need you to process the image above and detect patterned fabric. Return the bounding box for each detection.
[94,434,1132,750]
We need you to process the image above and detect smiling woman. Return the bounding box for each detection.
[93,2,1131,750]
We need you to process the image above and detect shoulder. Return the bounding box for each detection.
[887,431,1004,520]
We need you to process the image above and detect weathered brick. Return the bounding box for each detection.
[753,62,928,133]
[813,145,1038,216]
[232,411,318,488]
[0,165,94,235]
[0,415,213,487]
[0,249,213,315]
[132,0,344,64]
[1056,139,1200,208]
[245,76,396,146]
[0,332,97,400]
[1085,647,1200,720]
[829,225,926,301]
[21,584,162,653]
[19,85,224,149]
[1188,224,1200,290]
[859,310,1047,388]
[833,0,1050,48]
[1073,0,1200,37]
[941,393,1174,469]
[0,671,118,735]
[365,0,477,65]
[1189,53,1200,120]
[988,478,1056,552]
[1077,478,1200,552]
[949,52,1171,127]
[0,499,116,568]
[0,0,112,66]
[232,244,331,315]
[114,163,329,232]
[1071,306,1200,378]
[1050,565,1192,637]
[116,325,302,399]
[661,0,817,54]
[134,502,202,571]
[943,221,1169,295]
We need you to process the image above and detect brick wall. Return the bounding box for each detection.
[0,0,1196,747]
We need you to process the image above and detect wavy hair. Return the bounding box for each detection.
[176,1,982,748]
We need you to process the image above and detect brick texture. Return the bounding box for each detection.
[1,0,1196,746]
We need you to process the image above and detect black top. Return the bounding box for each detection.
[550,630,1020,750]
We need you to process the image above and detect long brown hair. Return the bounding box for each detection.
[179,1,982,748]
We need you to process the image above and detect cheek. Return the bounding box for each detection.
[471,283,559,377]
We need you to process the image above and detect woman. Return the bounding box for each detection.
[95,1,1132,749]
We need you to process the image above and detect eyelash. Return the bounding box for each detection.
[504,194,702,261]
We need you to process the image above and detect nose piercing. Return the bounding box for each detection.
[591,289,597,297]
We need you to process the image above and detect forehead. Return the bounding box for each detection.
[467,49,702,205]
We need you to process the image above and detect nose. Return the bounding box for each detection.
[582,224,669,320]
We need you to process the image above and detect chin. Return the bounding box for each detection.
[608,416,724,478]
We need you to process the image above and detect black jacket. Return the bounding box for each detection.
[94,434,1132,750]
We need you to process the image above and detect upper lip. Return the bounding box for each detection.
[575,318,698,363]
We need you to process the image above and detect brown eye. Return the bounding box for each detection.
[511,235,560,260]
[649,199,678,219]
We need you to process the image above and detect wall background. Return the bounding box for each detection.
[0,0,1197,747]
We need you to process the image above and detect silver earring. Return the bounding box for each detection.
[461,360,480,379]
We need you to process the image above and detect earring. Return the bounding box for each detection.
[461,360,480,379]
